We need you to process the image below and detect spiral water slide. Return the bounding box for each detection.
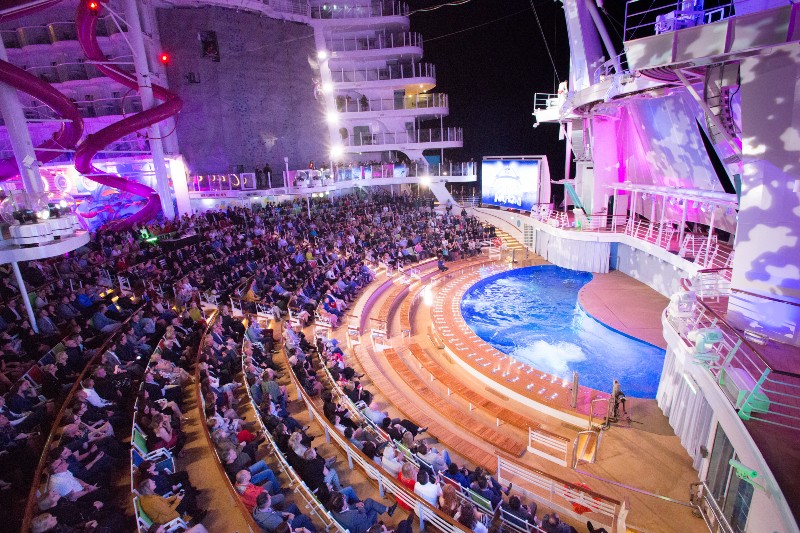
[75,0,182,228]
[0,57,84,180]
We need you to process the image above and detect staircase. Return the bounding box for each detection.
[703,62,741,162]
[573,429,601,467]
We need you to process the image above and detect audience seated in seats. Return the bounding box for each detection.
[13,190,499,530]
[330,490,397,533]
[413,469,442,508]
[253,491,317,533]
[455,501,488,533]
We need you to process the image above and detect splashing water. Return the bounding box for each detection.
[460,265,665,398]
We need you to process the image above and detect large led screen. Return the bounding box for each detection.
[481,158,542,211]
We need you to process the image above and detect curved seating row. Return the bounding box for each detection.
[307,322,554,533]
[285,332,473,533]
[194,312,261,533]
[238,336,347,533]
[21,299,147,531]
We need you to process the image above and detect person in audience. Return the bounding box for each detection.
[455,501,487,533]
[47,457,105,502]
[138,478,206,525]
[253,491,317,533]
[501,495,537,529]
[413,470,442,508]
[439,484,460,517]
[330,490,397,533]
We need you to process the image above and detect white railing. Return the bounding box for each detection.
[527,427,570,467]
[497,454,625,533]
[327,31,421,53]
[666,299,800,431]
[689,481,735,533]
[189,162,477,193]
[593,53,630,84]
[336,93,447,113]
[265,0,311,16]
[623,0,762,41]
[345,127,461,147]
[311,1,409,19]
[533,93,561,110]
[330,62,435,83]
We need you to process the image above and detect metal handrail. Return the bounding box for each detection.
[310,0,409,19]
[336,92,447,113]
[689,481,735,533]
[330,62,435,83]
[327,31,421,52]
[623,0,761,42]
[345,127,462,147]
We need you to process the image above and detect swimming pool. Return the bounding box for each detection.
[460,265,665,398]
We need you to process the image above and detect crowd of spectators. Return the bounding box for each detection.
[6,189,589,533]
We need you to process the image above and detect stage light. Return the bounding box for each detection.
[317,50,328,60]
[326,111,339,125]
[321,82,333,94]
[159,52,170,65]
[420,176,430,186]
[330,145,344,159]
[88,0,100,15]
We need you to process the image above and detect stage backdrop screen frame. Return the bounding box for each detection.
[481,156,549,212]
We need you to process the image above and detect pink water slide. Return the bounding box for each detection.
[0,61,84,180]
[74,0,182,228]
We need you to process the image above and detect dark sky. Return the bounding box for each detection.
[409,0,627,184]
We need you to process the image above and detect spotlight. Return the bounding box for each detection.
[317,50,328,60]
[321,82,333,94]
[330,145,344,159]
[159,52,170,65]
[326,111,339,125]
[88,0,100,15]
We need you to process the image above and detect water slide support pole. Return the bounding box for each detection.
[124,0,175,219]
[0,39,44,199]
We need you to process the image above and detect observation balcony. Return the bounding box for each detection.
[310,1,409,20]
[343,127,461,151]
[4,18,124,49]
[330,61,435,91]
[24,61,117,86]
[335,92,448,118]
[326,31,422,60]
[187,161,476,197]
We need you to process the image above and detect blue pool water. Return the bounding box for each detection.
[460,265,665,398]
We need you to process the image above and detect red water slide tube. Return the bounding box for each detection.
[0,61,84,180]
[75,0,182,228]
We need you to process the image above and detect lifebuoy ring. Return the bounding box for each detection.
[492,237,502,247]
[567,483,597,514]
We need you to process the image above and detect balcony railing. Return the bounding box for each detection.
[5,17,119,47]
[188,162,476,193]
[311,1,408,19]
[1,30,21,48]
[533,92,562,110]
[533,207,735,272]
[592,52,630,84]
[623,0,761,41]
[336,92,447,113]
[48,21,77,42]
[22,96,143,121]
[264,0,310,16]
[327,31,421,53]
[345,127,461,147]
[330,61,434,83]
[666,294,800,431]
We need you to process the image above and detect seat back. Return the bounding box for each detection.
[132,426,149,455]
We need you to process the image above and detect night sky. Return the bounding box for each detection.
[409,0,627,187]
